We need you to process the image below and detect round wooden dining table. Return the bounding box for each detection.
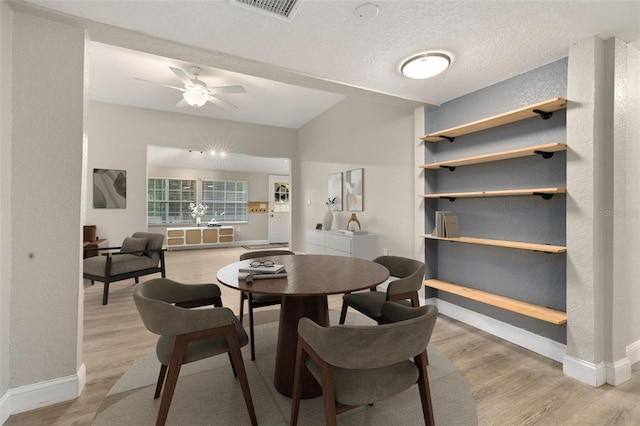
[216,254,389,398]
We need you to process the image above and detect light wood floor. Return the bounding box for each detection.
[6,247,640,425]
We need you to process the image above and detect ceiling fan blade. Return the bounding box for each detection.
[176,98,188,107]
[169,66,194,87]
[134,78,186,92]
[208,85,245,95]
[207,95,238,109]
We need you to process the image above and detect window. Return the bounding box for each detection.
[201,180,249,223]
[147,178,195,224]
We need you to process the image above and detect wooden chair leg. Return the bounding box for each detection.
[135,277,140,284]
[320,364,338,426]
[239,292,246,324]
[156,338,188,426]
[338,301,348,325]
[102,281,110,305]
[154,364,168,399]
[226,327,257,426]
[415,351,435,426]
[410,293,420,307]
[249,299,256,361]
[290,338,306,426]
[227,353,238,377]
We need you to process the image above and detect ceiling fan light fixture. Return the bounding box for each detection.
[183,89,208,108]
[400,52,451,79]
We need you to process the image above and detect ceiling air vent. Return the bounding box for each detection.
[229,0,304,21]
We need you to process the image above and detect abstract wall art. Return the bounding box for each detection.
[345,168,363,211]
[93,168,127,208]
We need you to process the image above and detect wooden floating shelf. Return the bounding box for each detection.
[422,97,567,143]
[423,187,566,199]
[425,279,567,324]
[420,143,567,170]
[423,234,566,253]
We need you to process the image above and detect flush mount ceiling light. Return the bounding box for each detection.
[400,52,451,79]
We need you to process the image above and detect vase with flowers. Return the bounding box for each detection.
[189,202,208,227]
[323,197,337,230]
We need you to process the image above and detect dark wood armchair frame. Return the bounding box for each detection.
[290,302,437,426]
[291,327,434,426]
[339,256,424,325]
[155,295,256,426]
[83,246,167,305]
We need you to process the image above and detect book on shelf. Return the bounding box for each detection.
[338,230,369,235]
[434,211,451,237]
[434,211,460,238]
[238,270,288,280]
[443,212,460,238]
[238,263,286,274]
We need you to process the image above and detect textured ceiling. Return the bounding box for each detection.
[24,0,640,106]
[14,0,640,173]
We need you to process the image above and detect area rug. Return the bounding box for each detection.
[242,243,289,250]
[93,312,477,425]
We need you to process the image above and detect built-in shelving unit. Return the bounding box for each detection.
[424,279,567,324]
[420,142,567,170]
[421,97,567,142]
[421,97,568,327]
[423,187,566,200]
[422,234,566,253]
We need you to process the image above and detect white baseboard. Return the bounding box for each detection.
[562,354,607,387]
[627,338,640,365]
[430,298,567,363]
[1,389,10,425]
[605,358,631,386]
[2,363,85,417]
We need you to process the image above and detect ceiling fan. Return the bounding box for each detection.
[135,65,245,109]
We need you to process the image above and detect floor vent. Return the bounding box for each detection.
[229,0,304,21]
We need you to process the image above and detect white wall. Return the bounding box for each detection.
[0,0,13,415]
[297,97,416,258]
[6,9,86,414]
[612,40,640,366]
[87,101,298,247]
[565,36,640,387]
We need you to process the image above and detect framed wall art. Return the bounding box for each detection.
[327,172,343,211]
[93,168,127,209]
[345,168,363,211]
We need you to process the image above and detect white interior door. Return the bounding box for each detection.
[269,175,290,244]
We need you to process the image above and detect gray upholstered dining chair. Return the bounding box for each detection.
[339,255,425,324]
[133,278,257,426]
[291,302,438,426]
[84,232,166,305]
[238,249,295,360]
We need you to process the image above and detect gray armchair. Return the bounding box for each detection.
[83,232,166,305]
[291,302,438,426]
[238,249,295,360]
[339,255,425,324]
[133,278,257,426]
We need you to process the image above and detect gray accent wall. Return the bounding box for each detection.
[424,59,568,343]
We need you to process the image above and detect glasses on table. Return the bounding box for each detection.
[249,260,275,268]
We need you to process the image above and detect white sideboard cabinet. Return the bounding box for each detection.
[166,226,234,249]
[305,230,377,260]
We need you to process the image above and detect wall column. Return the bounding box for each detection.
[8,10,86,413]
